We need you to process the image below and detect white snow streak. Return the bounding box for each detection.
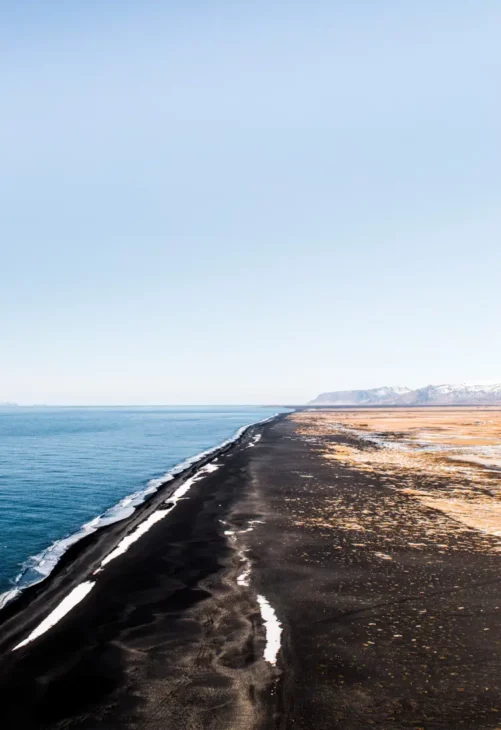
[13,581,96,651]
[99,462,219,570]
[257,594,282,665]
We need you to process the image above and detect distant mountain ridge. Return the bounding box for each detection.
[309,383,501,406]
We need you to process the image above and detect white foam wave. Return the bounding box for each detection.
[0,478,175,608]
[1,414,277,612]
[0,588,21,610]
[11,460,222,650]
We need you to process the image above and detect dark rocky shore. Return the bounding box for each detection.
[2,415,501,729]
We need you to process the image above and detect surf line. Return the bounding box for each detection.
[12,461,220,652]
[10,415,278,653]
[2,416,279,613]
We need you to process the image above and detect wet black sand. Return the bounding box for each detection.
[2,415,501,729]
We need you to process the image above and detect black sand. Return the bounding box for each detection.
[2,415,501,729]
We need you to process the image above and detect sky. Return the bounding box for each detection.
[1,1,500,405]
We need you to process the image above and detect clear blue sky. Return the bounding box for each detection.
[1,1,500,404]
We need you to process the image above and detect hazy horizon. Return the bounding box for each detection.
[4,379,501,408]
[2,1,500,405]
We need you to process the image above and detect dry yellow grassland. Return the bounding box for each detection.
[291,408,501,552]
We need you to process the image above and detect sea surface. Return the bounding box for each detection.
[0,406,279,604]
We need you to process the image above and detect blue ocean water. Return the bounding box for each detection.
[0,406,278,603]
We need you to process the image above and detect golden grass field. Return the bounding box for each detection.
[291,408,501,551]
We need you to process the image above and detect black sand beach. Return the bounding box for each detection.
[2,413,501,729]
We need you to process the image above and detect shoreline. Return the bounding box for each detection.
[0,418,267,610]
[0,413,283,642]
[3,409,501,728]
[0,412,288,729]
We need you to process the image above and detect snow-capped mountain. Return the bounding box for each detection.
[310,386,413,406]
[309,383,501,406]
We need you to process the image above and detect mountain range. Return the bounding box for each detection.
[309,383,501,406]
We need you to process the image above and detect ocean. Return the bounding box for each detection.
[0,406,279,605]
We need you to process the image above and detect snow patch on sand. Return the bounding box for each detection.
[13,581,96,651]
[99,462,220,570]
[236,557,251,586]
[223,519,266,586]
[222,525,251,586]
[223,518,282,666]
[99,509,172,569]
[257,594,282,665]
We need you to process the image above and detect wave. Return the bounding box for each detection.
[0,416,276,611]
[12,461,224,651]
